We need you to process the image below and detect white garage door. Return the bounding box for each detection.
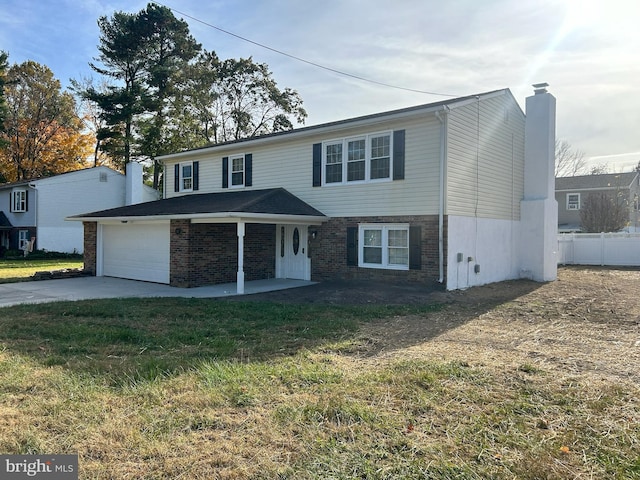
[101,222,170,284]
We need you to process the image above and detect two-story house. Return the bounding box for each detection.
[556,171,640,232]
[72,86,558,291]
[0,163,158,254]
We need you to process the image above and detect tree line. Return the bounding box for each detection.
[0,3,306,186]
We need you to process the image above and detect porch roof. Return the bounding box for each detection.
[0,212,12,229]
[68,188,327,224]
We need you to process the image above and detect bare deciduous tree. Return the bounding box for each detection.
[580,192,628,232]
[555,139,587,177]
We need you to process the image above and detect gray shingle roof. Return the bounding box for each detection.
[556,172,638,190]
[0,211,12,228]
[71,188,325,220]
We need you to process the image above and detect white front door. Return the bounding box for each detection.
[276,224,310,280]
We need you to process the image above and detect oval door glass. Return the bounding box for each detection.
[292,228,300,255]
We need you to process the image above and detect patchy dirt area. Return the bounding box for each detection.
[243,266,640,383]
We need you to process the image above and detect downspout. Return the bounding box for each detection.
[435,106,449,284]
[27,183,37,250]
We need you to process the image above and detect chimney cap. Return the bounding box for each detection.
[532,82,549,94]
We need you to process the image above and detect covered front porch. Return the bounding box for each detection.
[72,188,327,293]
[169,216,324,293]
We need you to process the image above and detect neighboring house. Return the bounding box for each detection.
[72,86,558,291]
[0,163,159,254]
[556,172,640,232]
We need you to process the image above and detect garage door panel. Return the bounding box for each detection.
[102,223,170,284]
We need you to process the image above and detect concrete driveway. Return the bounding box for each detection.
[0,277,315,308]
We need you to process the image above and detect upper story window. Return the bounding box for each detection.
[222,154,252,189]
[11,189,27,213]
[567,193,580,210]
[231,155,245,187]
[174,161,199,193]
[181,163,193,191]
[323,132,392,185]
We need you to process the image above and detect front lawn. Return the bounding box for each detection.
[0,258,84,283]
[0,272,638,480]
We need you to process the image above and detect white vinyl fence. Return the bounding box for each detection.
[558,233,640,266]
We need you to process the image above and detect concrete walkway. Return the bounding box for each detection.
[0,277,316,308]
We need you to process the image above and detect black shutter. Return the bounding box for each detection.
[312,143,322,187]
[409,225,421,270]
[9,191,13,213]
[346,227,358,266]
[245,154,252,187]
[193,161,199,191]
[174,164,180,192]
[393,130,405,180]
[25,190,28,212]
[222,157,229,188]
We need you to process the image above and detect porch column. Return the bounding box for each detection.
[237,221,245,294]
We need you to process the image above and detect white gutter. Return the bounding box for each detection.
[66,211,328,225]
[435,107,449,284]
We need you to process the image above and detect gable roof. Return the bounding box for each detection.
[0,211,12,228]
[159,88,518,160]
[69,188,326,223]
[0,166,119,191]
[556,172,639,191]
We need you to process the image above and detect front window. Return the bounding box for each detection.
[231,156,244,187]
[181,163,193,191]
[18,230,29,251]
[567,193,580,210]
[323,132,392,185]
[12,189,27,212]
[359,224,409,270]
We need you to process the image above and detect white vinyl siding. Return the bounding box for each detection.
[35,167,129,253]
[446,93,525,220]
[163,115,442,217]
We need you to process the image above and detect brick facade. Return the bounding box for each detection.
[83,222,97,275]
[170,220,276,287]
[82,216,445,288]
[309,215,446,284]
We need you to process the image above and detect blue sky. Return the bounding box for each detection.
[1,0,639,172]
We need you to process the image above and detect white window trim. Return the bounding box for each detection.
[566,193,580,210]
[322,131,393,186]
[18,230,30,250]
[229,154,245,188]
[12,189,27,212]
[358,223,409,271]
[179,162,193,192]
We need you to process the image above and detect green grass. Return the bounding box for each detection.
[0,258,84,282]
[0,298,638,479]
